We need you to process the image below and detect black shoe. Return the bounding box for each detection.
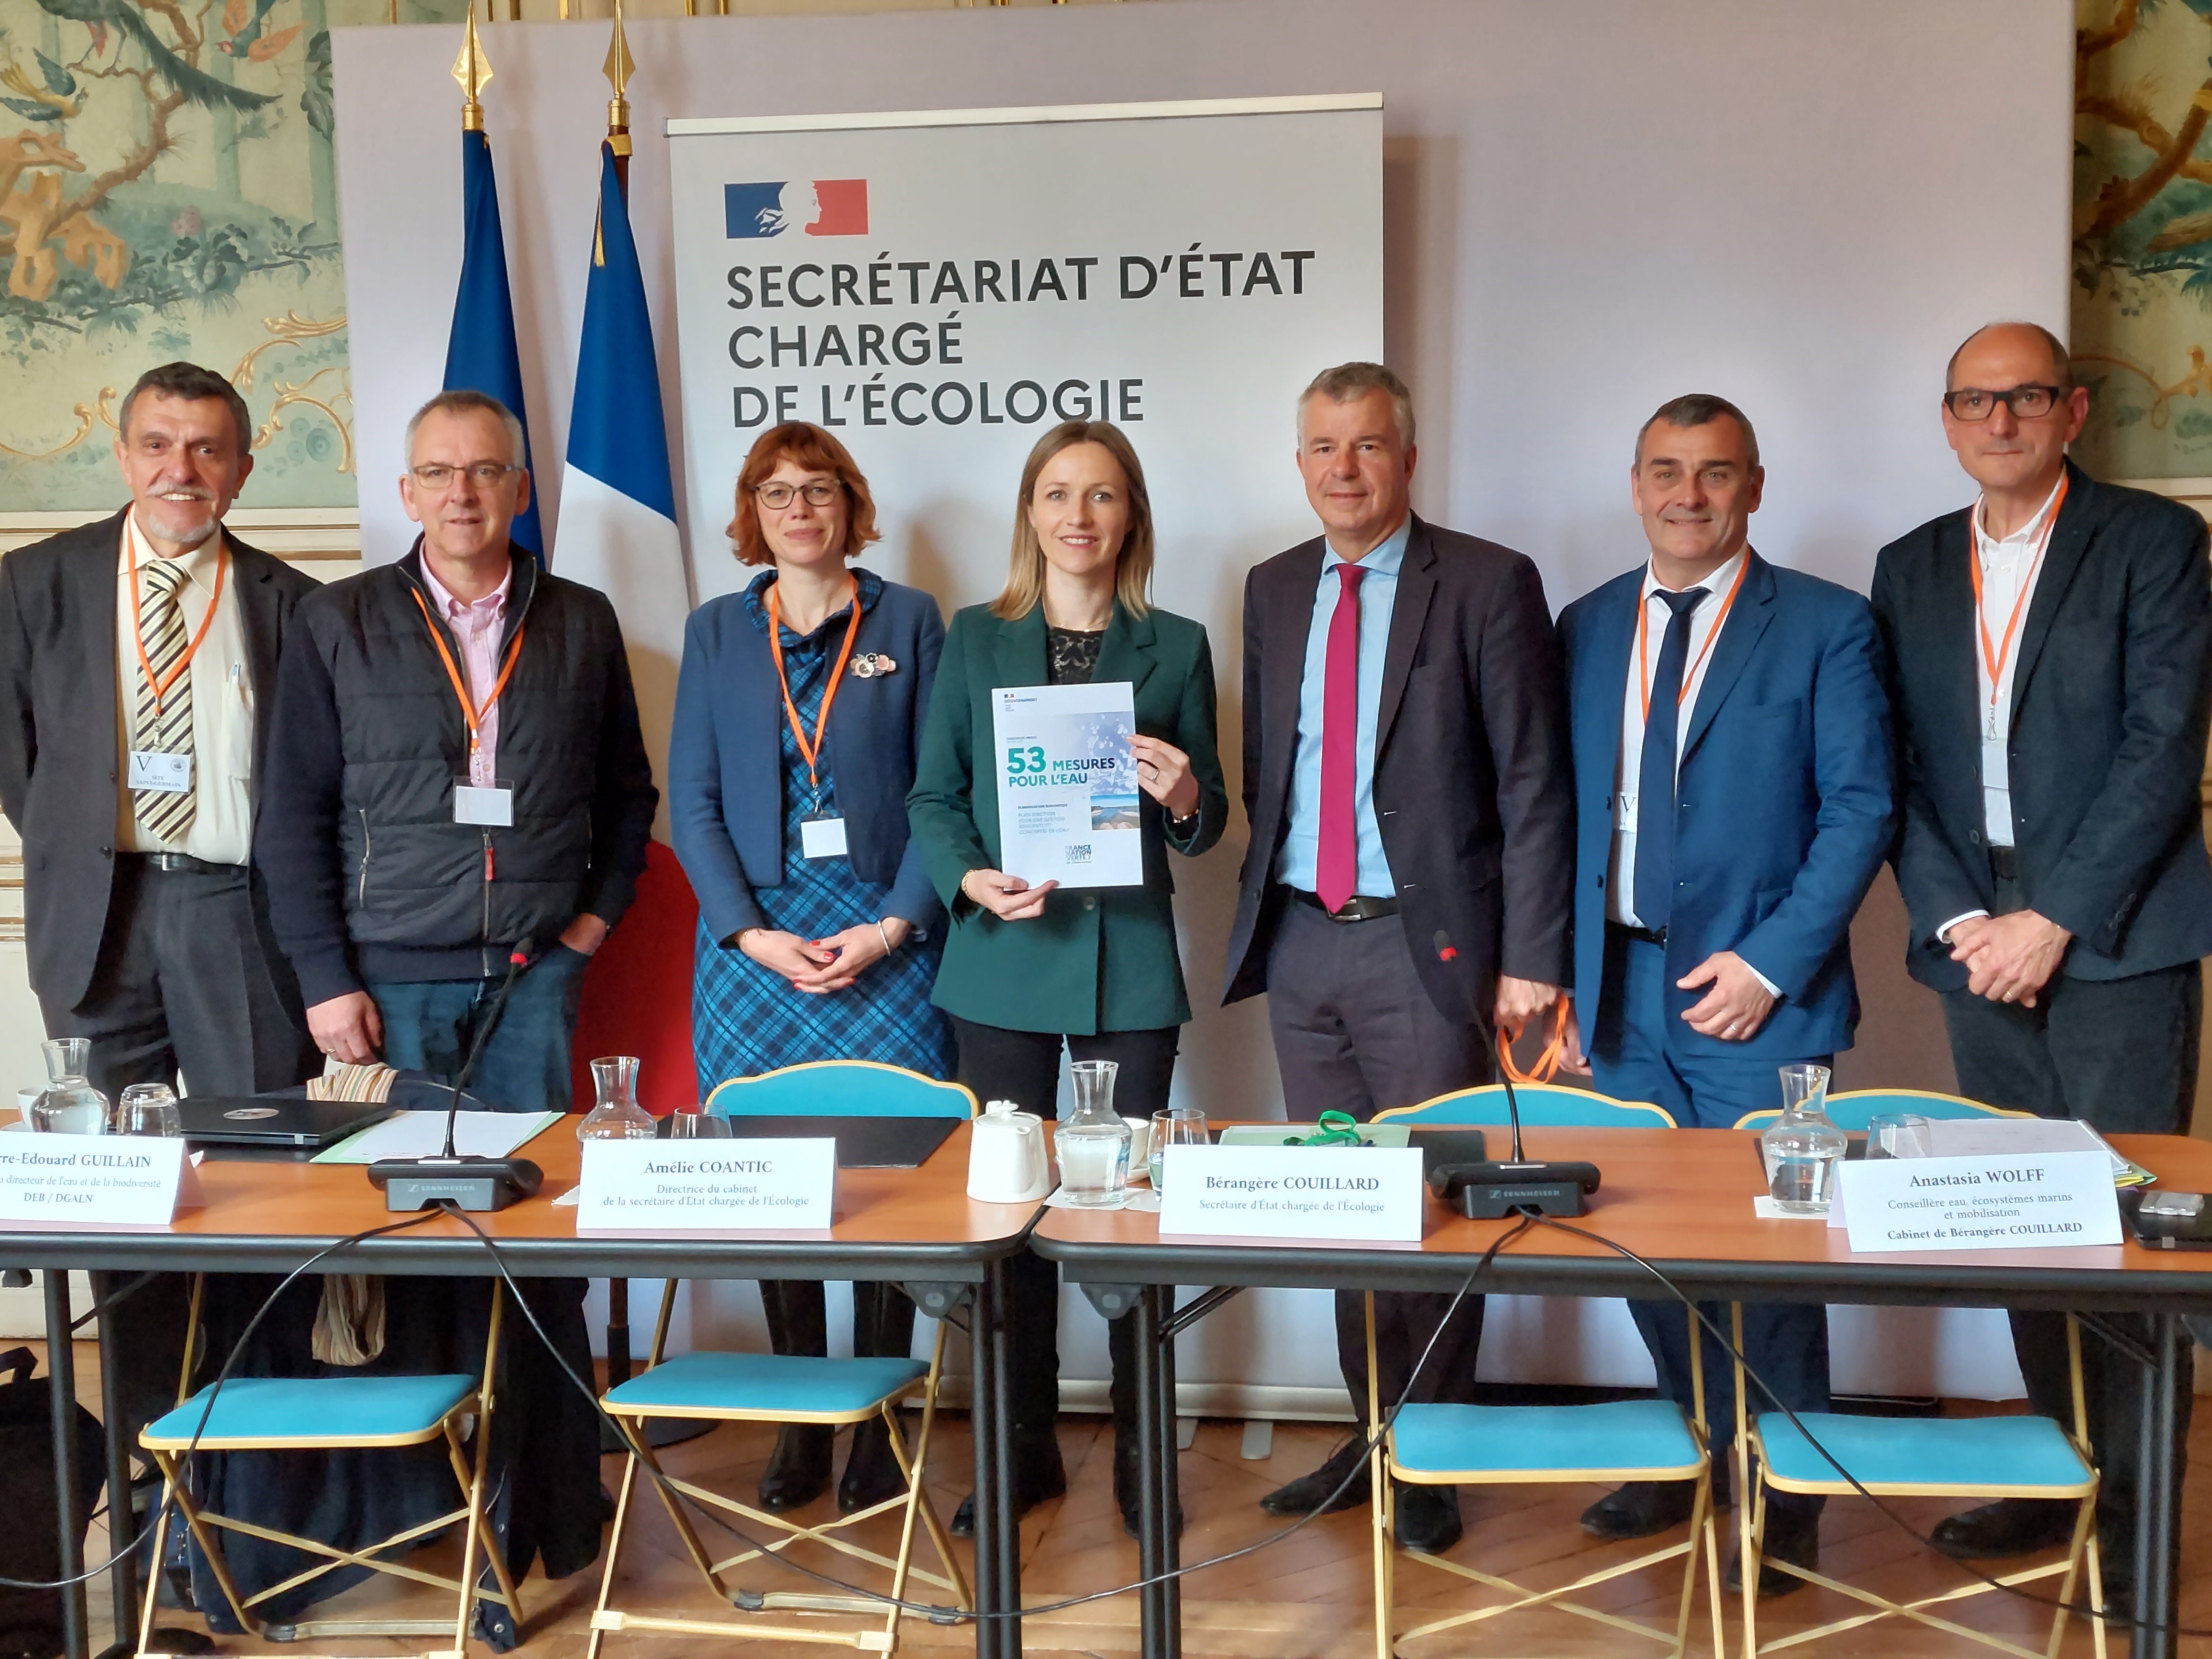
[1580,1479,1701,1541]
[950,1430,1068,1537]
[1114,1422,1186,1540]
[838,1416,909,1515]
[1393,1482,1462,1554]
[1729,1507,1819,1598]
[1931,1497,2077,1560]
[758,1423,834,1511]
[1258,1438,1372,1516]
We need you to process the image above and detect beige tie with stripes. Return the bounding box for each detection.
[131,556,197,843]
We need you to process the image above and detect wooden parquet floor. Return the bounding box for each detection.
[38,1337,2212,1658]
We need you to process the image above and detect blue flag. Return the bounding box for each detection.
[560,142,689,722]
[442,128,544,563]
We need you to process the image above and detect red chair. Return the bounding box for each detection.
[568,839,701,1115]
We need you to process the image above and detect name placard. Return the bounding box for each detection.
[0,1135,202,1227]
[1157,1145,1424,1243]
[576,1139,836,1232]
[1838,1151,2121,1254]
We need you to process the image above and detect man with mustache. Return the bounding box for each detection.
[1556,394,1893,1595]
[0,360,323,1439]
[0,359,321,1101]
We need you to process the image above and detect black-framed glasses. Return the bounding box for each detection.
[1943,385,2068,422]
[409,462,521,489]
[755,482,841,509]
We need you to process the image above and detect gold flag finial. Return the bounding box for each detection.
[451,12,492,133]
[603,0,635,155]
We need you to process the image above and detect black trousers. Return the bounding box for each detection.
[38,856,321,1447]
[1943,952,2201,1559]
[1263,900,1489,1424]
[949,1016,1179,1436]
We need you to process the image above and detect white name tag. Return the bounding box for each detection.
[1980,734,2010,792]
[576,1138,836,1232]
[0,1134,203,1228]
[128,751,191,793]
[1612,791,1638,834]
[799,817,850,859]
[453,785,514,827]
[1838,1151,2121,1253]
[1158,1145,1425,1243]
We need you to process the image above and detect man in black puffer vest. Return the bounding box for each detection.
[258,389,658,1110]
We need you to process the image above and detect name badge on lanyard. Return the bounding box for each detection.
[125,531,224,799]
[770,579,863,861]
[1969,476,2068,789]
[128,751,192,793]
[410,589,525,829]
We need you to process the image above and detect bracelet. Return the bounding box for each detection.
[876,918,895,954]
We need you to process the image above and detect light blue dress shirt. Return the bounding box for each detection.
[1275,516,1410,897]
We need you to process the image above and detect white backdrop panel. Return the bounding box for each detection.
[336,0,2065,1401]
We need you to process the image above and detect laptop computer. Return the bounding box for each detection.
[178,1096,402,1160]
[703,1115,962,1170]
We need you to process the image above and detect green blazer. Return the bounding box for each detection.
[907,599,1228,1035]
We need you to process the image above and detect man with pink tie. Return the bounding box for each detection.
[1222,362,1575,1553]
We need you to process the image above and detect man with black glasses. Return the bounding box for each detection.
[1872,320,2212,1605]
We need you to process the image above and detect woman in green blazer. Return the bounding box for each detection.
[908,420,1227,1538]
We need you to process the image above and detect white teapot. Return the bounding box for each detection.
[967,1099,1051,1203]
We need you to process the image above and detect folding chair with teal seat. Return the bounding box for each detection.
[136,1278,518,1659]
[1373,1081,1677,1131]
[1368,1084,1717,1656]
[1732,1086,2036,1133]
[1369,1290,1724,1659]
[595,1062,973,1656]
[706,1058,980,1119]
[1734,1306,2104,1659]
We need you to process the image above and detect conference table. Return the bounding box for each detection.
[1033,1125,2212,1659]
[0,1121,1042,1659]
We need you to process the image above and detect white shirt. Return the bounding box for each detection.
[418,560,513,788]
[1608,549,1746,927]
[112,510,253,864]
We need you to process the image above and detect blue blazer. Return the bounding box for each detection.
[668,572,946,945]
[1557,551,1895,1059]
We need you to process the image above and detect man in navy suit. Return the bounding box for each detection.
[1557,395,1894,1594]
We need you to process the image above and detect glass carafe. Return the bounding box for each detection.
[1761,1062,1845,1215]
[31,1039,109,1135]
[577,1055,656,1140]
[1054,1059,1131,1207]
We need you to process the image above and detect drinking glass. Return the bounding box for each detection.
[116,1082,183,1138]
[664,1110,732,1140]
[1865,1112,1932,1161]
[1148,1107,1209,1192]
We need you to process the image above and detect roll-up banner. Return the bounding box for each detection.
[664,95,1383,609]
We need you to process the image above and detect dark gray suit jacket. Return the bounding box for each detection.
[0,509,319,1008]
[1872,460,2212,988]
[1223,513,1575,1023]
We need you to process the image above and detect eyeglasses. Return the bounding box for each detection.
[1943,385,2068,422]
[409,462,521,489]
[754,482,841,510]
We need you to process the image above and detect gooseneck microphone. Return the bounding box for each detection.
[367,938,547,1212]
[1426,929,1601,1219]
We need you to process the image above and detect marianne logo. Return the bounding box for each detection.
[725,179,868,239]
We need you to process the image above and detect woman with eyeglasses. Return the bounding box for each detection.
[908,420,1228,1538]
[668,421,954,1515]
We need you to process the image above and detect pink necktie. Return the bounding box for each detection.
[1316,562,1366,913]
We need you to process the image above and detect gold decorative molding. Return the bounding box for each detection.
[0,509,361,563]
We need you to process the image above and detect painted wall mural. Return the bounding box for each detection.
[0,0,461,512]
[2075,0,2212,479]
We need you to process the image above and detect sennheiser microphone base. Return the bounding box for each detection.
[1453,1178,1587,1219]
[367,1155,543,1213]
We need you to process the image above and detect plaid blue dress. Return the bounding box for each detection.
[692,569,956,1084]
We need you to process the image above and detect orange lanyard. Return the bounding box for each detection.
[410,588,524,760]
[768,578,863,799]
[126,524,227,712]
[1499,1004,1569,1085]
[1968,475,2068,732]
[1634,554,1749,725]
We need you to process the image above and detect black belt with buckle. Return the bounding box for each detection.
[1289,888,1400,924]
[1988,845,2020,884]
[1607,921,1667,947]
[129,851,236,876]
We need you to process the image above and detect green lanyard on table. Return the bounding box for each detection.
[1297,1110,1365,1147]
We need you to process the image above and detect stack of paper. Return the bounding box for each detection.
[1919,1117,2151,1186]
